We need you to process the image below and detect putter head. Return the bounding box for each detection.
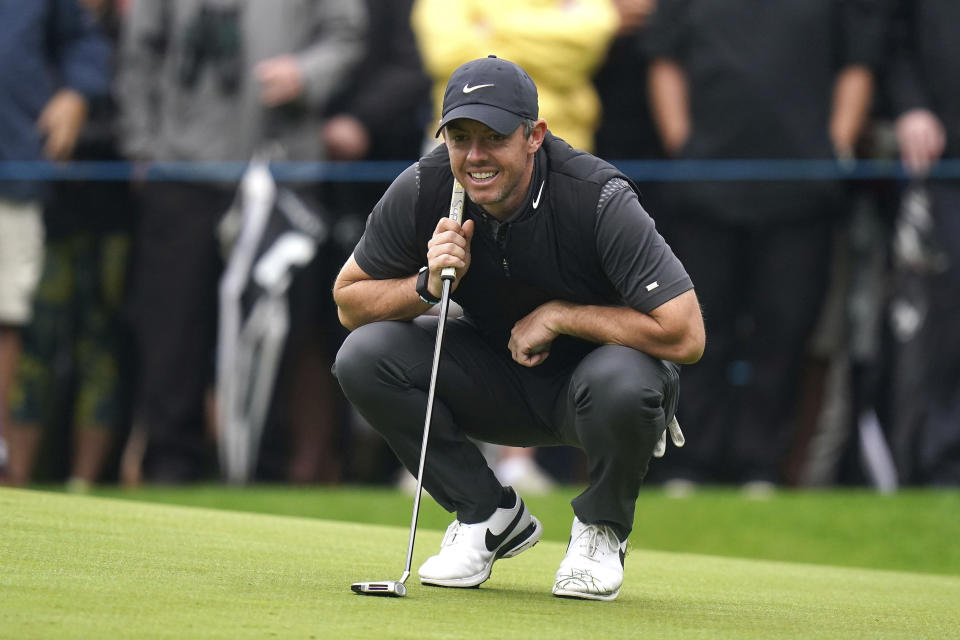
[351,581,406,597]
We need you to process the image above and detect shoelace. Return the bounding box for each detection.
[576,524,620,560]
[440,521,466,547]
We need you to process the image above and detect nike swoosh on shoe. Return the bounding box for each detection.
[484,504,525,552]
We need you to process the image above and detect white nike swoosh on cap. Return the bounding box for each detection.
[463,83,495,93]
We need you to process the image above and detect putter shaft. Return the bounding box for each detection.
[401,276,453,580]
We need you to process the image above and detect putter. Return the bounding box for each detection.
[351,180,466,598]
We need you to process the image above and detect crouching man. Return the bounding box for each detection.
[333,56,704,600]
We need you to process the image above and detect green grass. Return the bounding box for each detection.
[3,487,959,639]
[83,484,960,576]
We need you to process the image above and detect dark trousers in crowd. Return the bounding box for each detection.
[656,216,834,484]
[890,181,960,485]
[334,315,678,540]
[131,181,232,482]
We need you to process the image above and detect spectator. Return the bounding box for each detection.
[6,0,133,489]
[322,0,428,166]
[411,0,619,153]
[593,0,662,161]
[645,0,886,489]
[316,0,430,483]
[0,0,111,482]
[116,0,365,483]
[886,0,960,485]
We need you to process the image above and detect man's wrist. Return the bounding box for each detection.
[416,266,441,305]
[540,299,574,337]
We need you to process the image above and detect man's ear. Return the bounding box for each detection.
[528,119,548,152]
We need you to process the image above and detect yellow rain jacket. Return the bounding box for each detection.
[412,0,618,152]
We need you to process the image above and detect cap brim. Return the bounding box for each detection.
[435,104,524,137]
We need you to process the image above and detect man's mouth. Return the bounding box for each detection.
[468,170,498,183]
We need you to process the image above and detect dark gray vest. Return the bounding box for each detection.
[416,133,639,361]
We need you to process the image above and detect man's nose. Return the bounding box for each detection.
[466,140,487,162]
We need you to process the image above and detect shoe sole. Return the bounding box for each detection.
[420,516,543,588]
[552,586,621,601]
[499,516,543,559]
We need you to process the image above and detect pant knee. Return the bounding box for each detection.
[573,348,669,443]
[333,322,396,397]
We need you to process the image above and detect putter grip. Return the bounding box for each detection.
[441,180,465,280]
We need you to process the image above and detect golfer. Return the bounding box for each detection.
[333,56,704,601]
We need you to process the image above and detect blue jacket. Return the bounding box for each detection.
[0,0,111,201]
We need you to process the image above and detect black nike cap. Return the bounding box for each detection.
[435,55,539,137]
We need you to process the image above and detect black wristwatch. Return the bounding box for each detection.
[416,266,441,305]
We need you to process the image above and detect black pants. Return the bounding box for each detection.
[891,181,960,484]
[132,182,232,481]
[660,216,833,483]
[333,315,679,538]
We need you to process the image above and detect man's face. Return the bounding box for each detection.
[443,118,545,220]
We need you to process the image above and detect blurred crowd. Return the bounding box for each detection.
[0,0,957,491]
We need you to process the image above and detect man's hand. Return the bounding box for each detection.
[653,416,685,458]
[322,114,371,160]
[509,300,572,367]
[648,59,691,157]
[36,89,88,162]
[425,216,475,299]
[255,55,305,107]
[896,108,946,176]
[613,0,656,35]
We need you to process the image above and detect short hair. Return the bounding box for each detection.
[523,119,536,138]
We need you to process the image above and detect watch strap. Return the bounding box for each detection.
[416,266,440,305]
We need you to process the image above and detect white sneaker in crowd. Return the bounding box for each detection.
[419,487,542,588]
[495,454,555,495]
[552,516,626,601]
[395,468,419,496]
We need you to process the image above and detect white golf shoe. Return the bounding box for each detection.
[552,517,627,601]
[419,488,542,588]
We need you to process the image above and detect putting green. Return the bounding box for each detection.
[3,487,957,639]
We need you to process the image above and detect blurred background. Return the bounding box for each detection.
[1,0,957,495]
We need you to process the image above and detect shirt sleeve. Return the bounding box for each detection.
[595,179,693,313]
[642,0,691,61]
[51,0,112,98]
[296,0,367,109]
[352,163,425,279]
[837,0,890,70]
[885,0,928,115]
[117,0,166,159]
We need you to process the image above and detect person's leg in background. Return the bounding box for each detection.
[732,219,833,487]
[913,181,960,484]
[67,232,131,489]
[0,198,44,483]
[488,446,556,495]
[5,231,131,488]
[4,234,73,485]
[650,214,745,487]
[128,182,231,483]
[0,326,18,474]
